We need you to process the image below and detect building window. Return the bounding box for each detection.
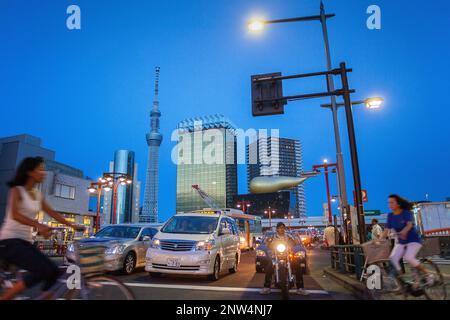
[55,183,75,200]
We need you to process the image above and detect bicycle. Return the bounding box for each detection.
[360,237,447,300]
[0,229,135,300]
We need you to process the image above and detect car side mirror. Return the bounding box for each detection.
[142,236,151,242]
[220,228,231,236]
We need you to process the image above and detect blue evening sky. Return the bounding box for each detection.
[1,0,449,222]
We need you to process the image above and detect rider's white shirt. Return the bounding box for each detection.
[0,186,42,242]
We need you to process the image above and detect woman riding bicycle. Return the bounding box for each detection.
[381,194,432,283]
[0,157,83,300]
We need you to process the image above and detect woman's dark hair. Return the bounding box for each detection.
[7,157,44,188]
[388,194,413,211]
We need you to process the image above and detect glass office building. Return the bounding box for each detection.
[175,115,237,212]
[247,136,306,219]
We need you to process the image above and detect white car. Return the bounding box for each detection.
[145,210,241,280]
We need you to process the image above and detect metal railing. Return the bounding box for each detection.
[330,245,365,279]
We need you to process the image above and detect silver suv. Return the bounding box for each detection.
[66,224,160,274]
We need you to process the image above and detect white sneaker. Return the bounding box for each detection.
[296,288,310,296]
[260,288,271,295]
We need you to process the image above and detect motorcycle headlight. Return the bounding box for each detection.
[151,238,161,249]
[276,243,286,253]
[256,250,266,257]
[196,239,215,251]
[105,244,126,255]
[295,251,306,259]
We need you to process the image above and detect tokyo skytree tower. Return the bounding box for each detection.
[142,67,162,223]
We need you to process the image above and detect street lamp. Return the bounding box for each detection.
[364,97,384,109]
[98,172,133,225]
[264,207,276,229]
[236,200,251,214]
[247,2,351,240]
[87,179,111,232]
[248,19,265,32]
[321,96,384,110]
[313,160,337,225]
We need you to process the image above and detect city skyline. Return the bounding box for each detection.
[1,1,449,222]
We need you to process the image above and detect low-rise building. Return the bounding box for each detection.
[0,134,94,235]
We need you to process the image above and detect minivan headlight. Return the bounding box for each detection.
[295,251,306,259]
[105,244,126,255]
[196,239,215,251]
[151,238,161,249]
[67,243,74,253]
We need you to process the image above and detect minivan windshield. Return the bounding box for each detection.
[161,216,219,234]
[95,226,141,239]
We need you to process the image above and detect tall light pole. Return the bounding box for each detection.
[248,2,350,228]
[87,180,109,232]
[312,160,338,225]
[264,207,276,229]
[236,200,251,214]
[102,173,133,225]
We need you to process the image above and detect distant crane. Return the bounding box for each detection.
[191,184,220,209]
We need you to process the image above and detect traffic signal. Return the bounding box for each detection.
[251,72,286,116]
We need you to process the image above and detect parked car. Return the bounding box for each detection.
[145,210,241,281]
[255,231,308,275]
[65,223,160,274]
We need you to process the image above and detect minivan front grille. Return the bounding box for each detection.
[160,240,196,251]
[152,263,200,271]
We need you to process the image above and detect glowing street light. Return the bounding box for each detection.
[364,96,384,109]
[248,19,265,32]
[321,96,385,110]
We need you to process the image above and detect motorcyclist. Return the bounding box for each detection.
[260,222,309,295]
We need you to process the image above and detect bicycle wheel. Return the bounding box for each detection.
[366,260,402,300]
[420,259,447,300]
[64,274,135,300]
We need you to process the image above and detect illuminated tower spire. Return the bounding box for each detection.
[142,66,162,223]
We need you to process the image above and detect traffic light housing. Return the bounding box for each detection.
[251,72,286,116]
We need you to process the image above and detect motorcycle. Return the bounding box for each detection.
[270,240,295,300]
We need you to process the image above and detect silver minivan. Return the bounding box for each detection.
[145,211,241,280]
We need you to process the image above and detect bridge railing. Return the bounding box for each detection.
[330,245,365,280]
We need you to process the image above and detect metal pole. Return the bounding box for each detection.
[95,188,101,232]
[324,163,333,224]
[319,1,349,243]
[112,184,118,225]
[339,62,366,243]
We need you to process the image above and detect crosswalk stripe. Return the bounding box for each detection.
[120,282,329,295]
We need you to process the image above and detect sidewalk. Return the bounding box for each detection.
[323,267,373,299]
[324,264,450,300]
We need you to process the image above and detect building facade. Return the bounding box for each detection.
[247,136,306,219]
[0,134,94,233]
[102,150,140,225]
[233,191,291,218]
[175,115,237,212]
[142,67,162,223]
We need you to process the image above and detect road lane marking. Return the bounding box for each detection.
[118,282,329,295]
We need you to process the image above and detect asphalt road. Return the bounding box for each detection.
[114,247,356,300]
